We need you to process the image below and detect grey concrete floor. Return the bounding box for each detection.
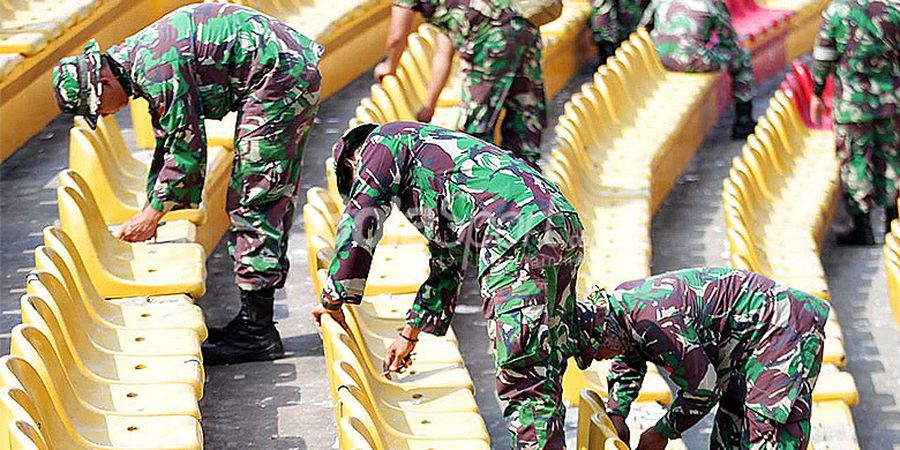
[1,60,899,450]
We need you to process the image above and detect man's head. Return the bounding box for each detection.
[332,123,379,196]
[52,39,129,129]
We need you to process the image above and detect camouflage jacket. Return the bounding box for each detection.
[591,0,650,44]
[106,3,322,212]
[640,0,743,67]
[603,268,829,438]
[813,0,900,123]
[322,122,576,335]
[392,0,526,58]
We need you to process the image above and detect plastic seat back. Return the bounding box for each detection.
[35,231,121,322]
[1,387,49,450]
[9,419,47,450]
[381,74,418,120]
[0,356,95,448]
[94,114,147,177]
[338,415,378,450]
[370,84,402,122]
[67,131,143,224]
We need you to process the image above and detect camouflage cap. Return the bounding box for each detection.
[332,123,378,196]
[52,39,103,129]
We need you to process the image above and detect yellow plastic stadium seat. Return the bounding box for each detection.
[563,359,673,407]
[10,324,201,418]
[205,112,237,149]
[321,314,474,392]
[577,389,629,450]
[0,356,203,449]
[332,360,489,440]
[343,303,464,366]
[59,168,198,243]
[8,419,47,450]
[0,32,47,55]
[88,115,150,180]
[24,271,202,359]
[0,52,23,81]
[66,128,217,226]
[34,242,208,340]
[336,393,490,450]
[810,401,861,450]
[55,185,207,299]
[20,294,204,399]
[4,325,197,423]
[1,387,45,450]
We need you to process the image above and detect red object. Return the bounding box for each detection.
[782,74,814,127]
[791,61,833,129]
[724,0,793,41]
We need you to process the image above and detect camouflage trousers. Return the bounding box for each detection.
[711,287,826,450]
[590,0,647,45]
[659,46,755,103]
[834,116,900,215]
[228,66,322,291]
[481,213,584,449]
[459,18,547,167]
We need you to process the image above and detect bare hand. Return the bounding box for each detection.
[810,95,824,127]
[311,302,347,332]
[416,104,436,123]
[610,414,630,444]
[116,207,164,242]
[373,61,393,82]
[636,427,668,450]
[383,326,419,379]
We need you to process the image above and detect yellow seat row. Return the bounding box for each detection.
[0,0,101,55]
[722,83,860,448]
[884,216,900,327]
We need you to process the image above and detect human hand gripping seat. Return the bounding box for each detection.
[55,183,206,299]
[59,168,198,245]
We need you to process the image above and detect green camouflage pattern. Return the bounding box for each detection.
[106,3,322,289]
[812,0,900,124]
[321,121,583,448]
[392,0,520,58]
[586,268,828,446]
[641,0,755,102]
[590,0,649,45]
[834,117,900,215]
[52,39,103,128]
[458,19,547,166]
[485,213,583,449]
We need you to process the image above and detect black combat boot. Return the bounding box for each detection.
[885,206,898,234]
[595,41,617,69]
[836,212,875,246]
[202,288,285,365]
[731,101,757,140]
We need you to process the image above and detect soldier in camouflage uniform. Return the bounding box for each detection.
[52,3,323,365]
[374,0,547,166]
[590,0,649,63]
[574,267,829,449]
[640,0,757,139]
[811,0,900,245]
[311,121,583,448]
